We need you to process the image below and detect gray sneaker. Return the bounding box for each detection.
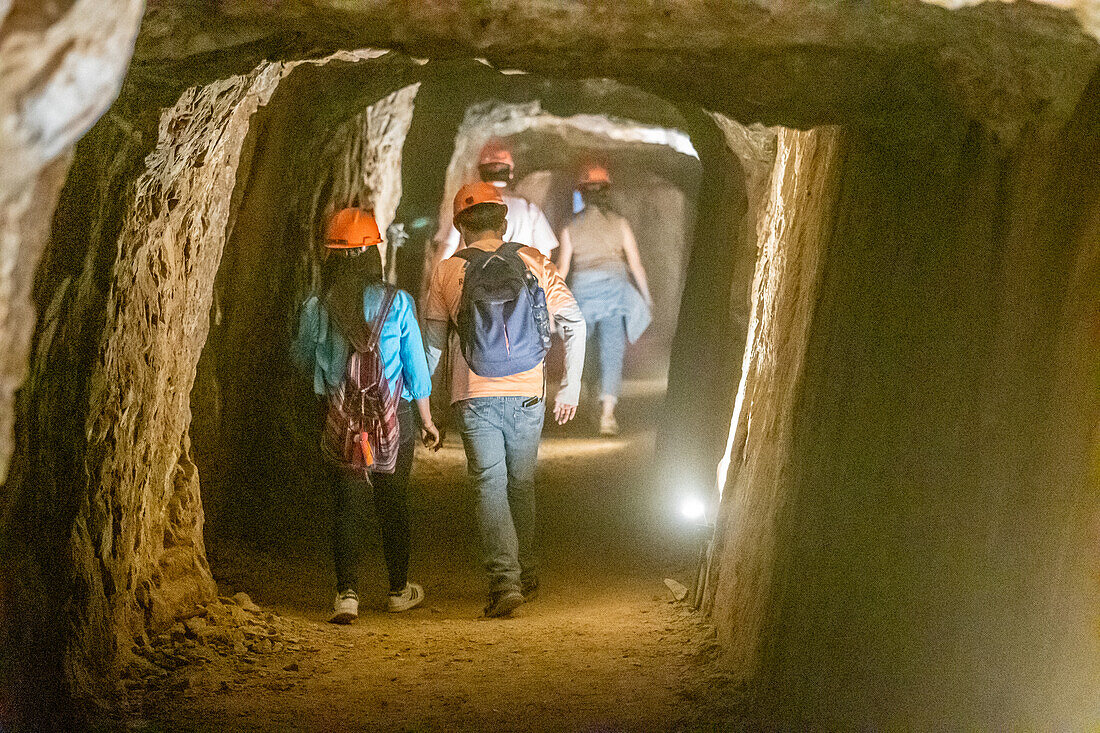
[329,589,359,624]
[387,582,424,613]
[484,589,524,618]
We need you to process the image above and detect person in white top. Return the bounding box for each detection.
[435,140,560,261]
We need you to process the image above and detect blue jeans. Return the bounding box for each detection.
[453,396,544,594]
[591,316,626,400]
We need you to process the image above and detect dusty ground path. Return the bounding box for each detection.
[134,382,732,732]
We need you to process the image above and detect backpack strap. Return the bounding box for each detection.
[326,282,397,354]
[454,242,525,269]
[454,246,491,265]
[364,284,397,353]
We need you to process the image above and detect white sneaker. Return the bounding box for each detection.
[329,589,359,624]
[387,582,424,613]
[599,413,619,436]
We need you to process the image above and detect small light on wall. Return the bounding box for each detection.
[679,495,707,523]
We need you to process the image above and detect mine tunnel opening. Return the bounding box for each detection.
[187,53,756,615]
[9,4,1096,728]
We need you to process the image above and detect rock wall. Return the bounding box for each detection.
[192,57,418,553]
[706,74,1100,727]
[0,0,144,484]
[135,1,1099,143]
[0,50,417,727]
[705,126,844,652]
[2,60,288,727]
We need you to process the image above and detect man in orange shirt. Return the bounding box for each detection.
[424,182,586,617]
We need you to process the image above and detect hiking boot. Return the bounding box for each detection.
[599,413,619,436]
[387,582,425,613]
[484,589,524,618]
[521,576,540,602]
[329,589,359,624]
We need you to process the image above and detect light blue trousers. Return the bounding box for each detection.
[453,396,544,594]
[590,316,627,400]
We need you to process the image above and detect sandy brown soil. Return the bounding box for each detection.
[118,382,738,731]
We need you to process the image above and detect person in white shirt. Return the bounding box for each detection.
[434,140,560,261]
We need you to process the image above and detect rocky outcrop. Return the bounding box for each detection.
[0,0,144,483]
[704,126,845,675]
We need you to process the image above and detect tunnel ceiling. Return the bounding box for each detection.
[135,0,1100,142]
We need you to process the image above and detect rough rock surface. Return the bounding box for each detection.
[64,59,287,714]
[704,126,844,675]
[3,53,390,726]
[0,0,144,482]
[308,83,420,267]
[110,593,324,725]
[135,0,1099,141]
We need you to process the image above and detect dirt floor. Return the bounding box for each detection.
[117,381,741,732]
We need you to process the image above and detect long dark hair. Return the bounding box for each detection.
[580,186,616,216]
[320,246,384,328]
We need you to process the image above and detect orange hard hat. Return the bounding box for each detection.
[325,208,382,248]
[478,140,514,170]
[453,181,506,221]
[578,164,611,188]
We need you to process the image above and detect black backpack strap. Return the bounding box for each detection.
[456,242,527,273]
[454,246,492,265]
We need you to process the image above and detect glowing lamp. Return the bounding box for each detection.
[679,496,707,523]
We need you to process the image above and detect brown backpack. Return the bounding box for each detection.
[321,282,402,475]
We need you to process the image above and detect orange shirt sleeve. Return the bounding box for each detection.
[518,247,577,315]
[424,258,458,323]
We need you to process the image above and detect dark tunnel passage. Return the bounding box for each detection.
[1,2,1099,730]
[191,57,741,561]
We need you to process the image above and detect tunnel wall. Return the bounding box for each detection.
[704,125,843,661]
[658,109,753,508]
[193,60,418,553]
[1,61,292,726]
[0,0,143,484]
[0,50,417,725]
[707,76,1100,727]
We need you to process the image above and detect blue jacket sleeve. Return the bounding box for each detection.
[396,291,433,400]
[294,295,349,397]
[292,298,319,372]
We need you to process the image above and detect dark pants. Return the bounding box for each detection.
[332,400,416,594]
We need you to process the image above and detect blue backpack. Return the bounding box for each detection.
[454,242,552,377]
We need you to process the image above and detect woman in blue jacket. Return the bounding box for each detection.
[294,208,441,624]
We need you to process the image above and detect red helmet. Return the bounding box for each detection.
[325,208,382,249]
[453,181,506,220]
[578,164,611,189]
[478,140,514,170]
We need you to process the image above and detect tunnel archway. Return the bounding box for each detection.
[1,2,1098,730]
